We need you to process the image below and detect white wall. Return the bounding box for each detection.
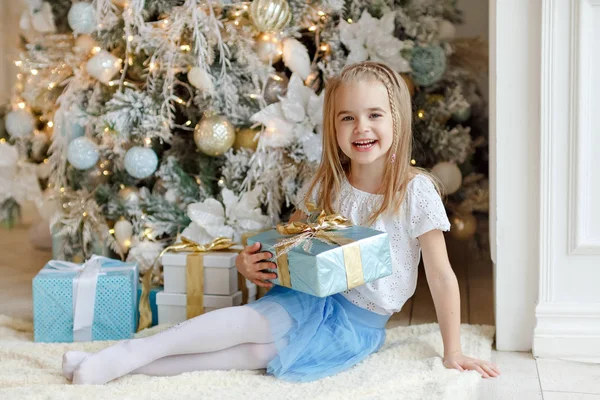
[456,0,489,40]
[490,0,541,351]
[0,1,26,105]
[533,0,600,361]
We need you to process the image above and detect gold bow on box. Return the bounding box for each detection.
[138,237,239,331]
[272,209,365,292]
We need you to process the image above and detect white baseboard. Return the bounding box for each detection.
[533,302,600,360]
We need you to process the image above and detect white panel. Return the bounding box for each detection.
[569,0,600,254]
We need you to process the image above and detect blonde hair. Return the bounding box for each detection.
[305,61,440,224]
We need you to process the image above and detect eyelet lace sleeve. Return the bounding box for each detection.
[406,175,451,239]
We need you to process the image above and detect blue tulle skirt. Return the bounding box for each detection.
[245,285,390,382]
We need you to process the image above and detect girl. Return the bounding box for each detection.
[62,61,499,384]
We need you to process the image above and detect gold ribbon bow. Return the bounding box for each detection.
[137,237,239,332]
[272,208,365,293]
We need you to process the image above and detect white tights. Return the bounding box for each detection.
[62,304,292,385]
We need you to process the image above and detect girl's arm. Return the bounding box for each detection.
[419,229,500,378]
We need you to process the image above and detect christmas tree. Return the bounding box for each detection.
[0,0,489,272]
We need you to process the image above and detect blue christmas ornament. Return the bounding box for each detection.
[410,45,447,87]
[60,120,85,142]
[124,146,158,179]
[67,137,99,170]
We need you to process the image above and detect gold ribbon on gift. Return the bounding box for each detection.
[273,209,365,292]
[137,236,239,332]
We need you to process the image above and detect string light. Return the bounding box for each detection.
[31,69,38,75]
[18,102,26,109]
[17,73,23,80]
[234,20,239,25]
[128,35,134,42]
[411,159,416,165]
[92,46,101,54]
[109,228,115,234]
[175,97,185,104]
[14,61,22,67]
[149,62,158,72]
[60,187,66,193]
[47,121,54,128]
[347,18,353,23]
[103,170,110,176]
[128,56,134,66]
[185,120,192,126]
[319,44,329,52]
[417,110,425,119]
[0,138,5,144]
[308,25,317,32]
[123,239,131,247]
[317,11,325,16]
[144,137,152,145]
[180,44,191,51]
[82,212,88,217]
[48,82,56,90]
[43,158,49,164]
[243,4,248,10]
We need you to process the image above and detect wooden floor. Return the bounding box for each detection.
[386,232,494,329]
[2,205,599,399]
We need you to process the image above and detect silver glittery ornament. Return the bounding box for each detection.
[264,72,288,104]
[193,112,236,157]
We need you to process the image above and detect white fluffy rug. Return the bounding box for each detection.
[0,315,494,400]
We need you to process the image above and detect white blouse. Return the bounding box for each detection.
[296,174,451,315]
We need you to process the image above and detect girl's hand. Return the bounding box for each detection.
[235,242,277,289]
[443,352,500,378]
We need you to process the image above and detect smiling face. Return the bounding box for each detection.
[334,79,395,167]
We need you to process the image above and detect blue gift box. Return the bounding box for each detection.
[32,255,139,343]
[247,225,392,297]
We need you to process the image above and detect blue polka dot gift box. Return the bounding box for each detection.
[32,255,139,343]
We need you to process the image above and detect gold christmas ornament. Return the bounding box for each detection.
[194,112,236,156]
[255,33,283,64]
[118,186,140,205]
[401,73,415,96]
[449,213,477,241]
[233,128,260,151]
[250,0,291,32]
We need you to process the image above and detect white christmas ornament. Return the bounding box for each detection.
[187,67,214,94]
[282,37,311,80]
[20,0,56,34]
[67,137,99,170]
[75,35,98,53]
[124,146,158,179]
[114,218,134,252]
[86,50,122,84]
[68,2,97,35]
[181,187,270,244]
[437,20,456,41]
[5,110,35,138]
[432,161,462,195]
[251,74,323,155]
[339,9,411,72]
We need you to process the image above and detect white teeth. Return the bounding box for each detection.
[353,139,377,148]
